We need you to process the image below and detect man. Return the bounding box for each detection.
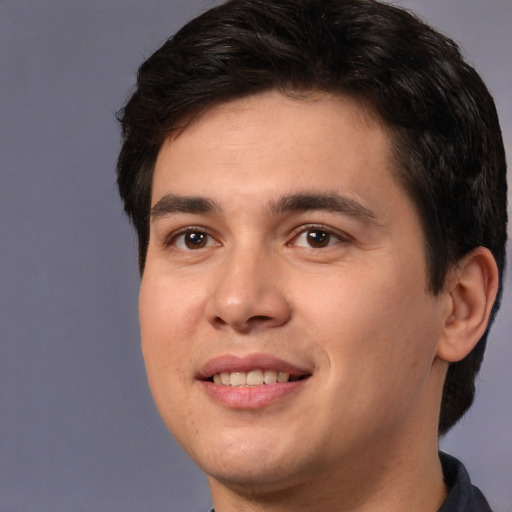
[116,0,507,510]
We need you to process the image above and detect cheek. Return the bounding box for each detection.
[307,278,440,438]
[302,265,439,385]
[138,273,200,400]
[139,271,203,344]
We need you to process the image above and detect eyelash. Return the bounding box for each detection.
[164,224,351,251]
[288,224,351,249]
[165,227,219,251]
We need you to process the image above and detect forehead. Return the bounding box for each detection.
[171,91,383,149]
[152,91,396,198]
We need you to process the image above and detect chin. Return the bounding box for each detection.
[186,431,310,491]
[205,460,309,495]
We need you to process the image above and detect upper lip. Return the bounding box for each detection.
[197,353,312,380]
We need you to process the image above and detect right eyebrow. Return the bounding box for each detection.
[150,194,219,220]
[269,192,380,226]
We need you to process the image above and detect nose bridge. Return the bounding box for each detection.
[205,240,290,331]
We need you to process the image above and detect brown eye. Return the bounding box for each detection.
[174,231,216,250]
[184,232,207,249]
[291,227,345,249]
[306,230,331,248]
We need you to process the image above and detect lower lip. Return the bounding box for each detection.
[200,379,308,409]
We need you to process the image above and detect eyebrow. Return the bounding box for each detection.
[150,194,219,220]
[269,193,379,224]
[150,191,379,225]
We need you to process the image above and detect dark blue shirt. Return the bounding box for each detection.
[439,452,492,511]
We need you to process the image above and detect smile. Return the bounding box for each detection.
[199,354,312,407]
[210,369,307,387]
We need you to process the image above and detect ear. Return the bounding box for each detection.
[436,247,499,363]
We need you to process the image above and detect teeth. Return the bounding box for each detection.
[277,372,290,383]
[211,369,291,387]
[264,370,278,385]
[229,372,246,386]
[246,369,264,386]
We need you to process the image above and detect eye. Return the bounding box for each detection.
[172,230,218,250]
[291,227,346,249]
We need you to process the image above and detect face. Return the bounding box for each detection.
[140,92,448,494]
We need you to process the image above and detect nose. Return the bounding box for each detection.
[204,247,292,333]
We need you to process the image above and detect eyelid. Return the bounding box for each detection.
[164,225,221,249]
[287,223,352,247]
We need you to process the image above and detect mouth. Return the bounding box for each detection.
[198,353,312,389]
[198,354,312,408]
[205,369,310,387]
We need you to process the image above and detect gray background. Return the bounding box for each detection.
[0,1,510,511]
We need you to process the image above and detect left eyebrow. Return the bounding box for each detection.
[150,194,219,220]
[269,193,380,225]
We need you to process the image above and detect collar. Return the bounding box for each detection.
[438,452,492,511]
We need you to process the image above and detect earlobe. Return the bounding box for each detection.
[436,247,499,363]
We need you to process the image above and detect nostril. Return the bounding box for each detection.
[250,315,274,322]
[210,314,279,332]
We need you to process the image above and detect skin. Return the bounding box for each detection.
[139,92,497,511]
